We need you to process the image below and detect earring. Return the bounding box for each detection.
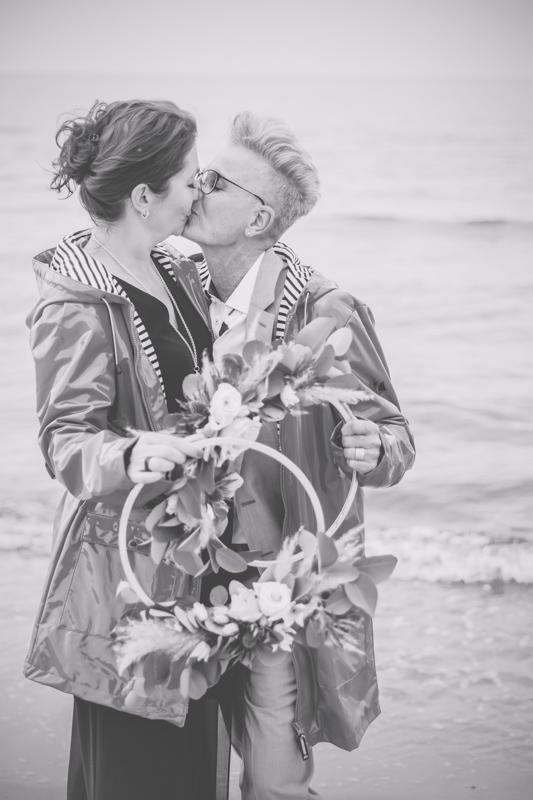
[245,230,251,237]
[141,210,150,220]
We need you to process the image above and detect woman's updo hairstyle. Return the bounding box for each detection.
[51,99,197,223]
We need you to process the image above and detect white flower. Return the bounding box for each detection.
[222,622,240,636]
[209,383,242,429]
[190,640,211,661]
[253,581,293,621]
[227,587,263,623]
[280,384,300,408]
[272,623,296,652]
[212,610,230,625]
[218,416,262,463]
[192,602,208,622]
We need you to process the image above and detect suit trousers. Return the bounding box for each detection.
[232,655,324,800]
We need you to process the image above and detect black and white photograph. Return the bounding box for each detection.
[0,1,531,798]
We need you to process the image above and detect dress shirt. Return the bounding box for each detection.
[204,252,266,542]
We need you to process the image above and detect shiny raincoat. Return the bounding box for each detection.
[24,235,415,751]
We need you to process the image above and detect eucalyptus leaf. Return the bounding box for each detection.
[295,317,337,352]
[188,668,209,699]
[265,370,285,398]
[196,458,216,494]
[182,373,204,399]
[167,658,187,691]
[210,585,229,605]
[243,340,269,365]
[176,529,202,552]
[312,344,336,377]
[215,546,249,573]
[298,529,318,558]
[180,482,203,520]
[145,500,168,533]
[326,372,360,390]
[326,327,352,357]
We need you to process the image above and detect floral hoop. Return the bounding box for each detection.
[119,401,357,608]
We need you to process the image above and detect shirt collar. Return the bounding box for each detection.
[205,252,265,314]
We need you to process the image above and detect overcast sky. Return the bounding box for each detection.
[1,0,532,78]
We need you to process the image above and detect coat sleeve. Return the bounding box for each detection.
[328,301,415,489]
[30,300,139,501]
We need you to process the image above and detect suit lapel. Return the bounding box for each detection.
[245,248,287,343]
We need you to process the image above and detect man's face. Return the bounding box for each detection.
[182,146,270,247]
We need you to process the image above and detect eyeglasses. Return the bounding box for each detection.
[196,169,265,205]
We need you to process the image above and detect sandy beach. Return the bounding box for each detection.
[1,553,531,800]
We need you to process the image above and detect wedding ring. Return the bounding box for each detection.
[144,457,152,472]
[355,447,365,461]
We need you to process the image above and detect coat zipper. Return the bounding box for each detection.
[278,417,308,759]
[128,304,157,432]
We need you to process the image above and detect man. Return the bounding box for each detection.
[182,111,415,800]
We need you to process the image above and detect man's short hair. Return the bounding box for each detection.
[230,111,320,238]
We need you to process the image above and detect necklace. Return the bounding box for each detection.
[93,236,199,372]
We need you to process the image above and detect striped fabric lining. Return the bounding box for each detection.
[195,242,313,341]
[50,230,175,398]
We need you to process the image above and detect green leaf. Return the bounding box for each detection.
[312,344,336,377]
[293,576,315,599]
[295,317,337,352]
[150,538,168,565]
[176,529,202,552]
[325,587,353,614]
[355,555,398,584]
[260,403,286,422]
[188,668,209,699]
[255,645,290,666]
[196,459,216,494]
[171,550,204,576]
[345,573,378,616]
[145,500,168,533]
[317,531,338,570]
[143,651,171,689]
[305,619,325,648]
[215,546,249,573]
[210,585,229,605]
[180,482,203,520]
[321,562,361,581]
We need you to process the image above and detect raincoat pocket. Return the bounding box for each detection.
[316,627,368,690]
[59,512,182,637]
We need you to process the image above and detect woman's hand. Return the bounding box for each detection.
[127,432,204,484]
[341,418,382,474]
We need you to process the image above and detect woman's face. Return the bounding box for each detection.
[150,145,200,238]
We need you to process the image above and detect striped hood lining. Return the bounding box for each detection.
[195,242,313,340]
[49,230,182,399]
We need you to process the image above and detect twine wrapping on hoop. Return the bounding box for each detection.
[119,402,357,607]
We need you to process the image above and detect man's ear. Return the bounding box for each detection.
[245,205,276,238]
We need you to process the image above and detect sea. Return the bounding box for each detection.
[0,74,531,583]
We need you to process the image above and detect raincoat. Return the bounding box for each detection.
[24,233,415,752]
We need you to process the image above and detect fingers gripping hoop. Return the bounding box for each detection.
[119,402,357,606]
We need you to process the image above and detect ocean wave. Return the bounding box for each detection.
[367,526,533,585]
[316,212,533,228]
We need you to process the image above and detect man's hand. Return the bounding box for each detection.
[341,418,382,474]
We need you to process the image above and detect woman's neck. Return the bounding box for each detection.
[87,219,157,270]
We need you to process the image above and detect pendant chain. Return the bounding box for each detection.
[93,237,199,372]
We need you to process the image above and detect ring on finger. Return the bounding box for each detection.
[144,456,152,472]
[355,447,365,461]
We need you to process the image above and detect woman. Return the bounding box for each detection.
[23,100,227,799]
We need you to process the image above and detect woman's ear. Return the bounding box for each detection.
[130,184,150,216]
[245,205,276,238]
